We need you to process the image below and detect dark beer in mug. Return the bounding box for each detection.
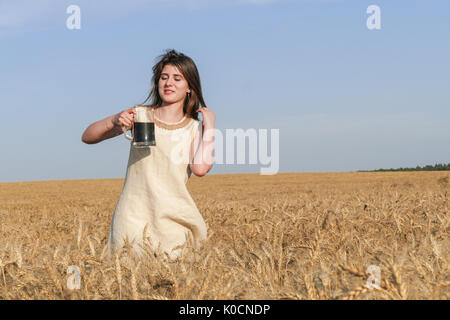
[133,122,156,147]
[123,105,156,147]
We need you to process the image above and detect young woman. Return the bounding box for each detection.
[81,49,215,260]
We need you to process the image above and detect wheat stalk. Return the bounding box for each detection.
[339,264,367,277]
[53,246,60,260]
[303,273,316,299]
[391,262,407,299]
[197,266,214,300]
[77,220,83,251]
[211,271,233,299]
[277,231,285,284]
[100,244,109,261]
[47,263,65,299]
[162,262,179,299]
[87,236,96,257]
[30,238,40,263]
[115,253,122,299]
[343,286,370,300]
[0,258,6,287]
[130,268,139,300]
[148,294,170,300]
[310,229,322,262]
[14,244,23,269]
[279,292,304,300]
[215,273,234,299]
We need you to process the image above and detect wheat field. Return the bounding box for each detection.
[0,172,448,300]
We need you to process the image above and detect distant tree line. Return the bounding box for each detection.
[358,163,450,172]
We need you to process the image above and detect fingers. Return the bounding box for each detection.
[122,117,133,128]
[196,107,214,116]
[119,110,135,129]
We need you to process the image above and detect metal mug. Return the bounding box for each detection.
[122,105,156,147]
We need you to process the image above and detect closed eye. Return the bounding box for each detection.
[161,76,181,81]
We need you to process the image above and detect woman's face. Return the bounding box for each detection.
[158,64,190,105]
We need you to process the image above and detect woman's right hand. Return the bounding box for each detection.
[113,107,136,131]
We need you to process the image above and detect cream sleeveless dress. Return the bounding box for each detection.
[107,106,207,261]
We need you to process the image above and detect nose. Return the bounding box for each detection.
[164,77,175,87]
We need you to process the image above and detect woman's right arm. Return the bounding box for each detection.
[81,107,136,144]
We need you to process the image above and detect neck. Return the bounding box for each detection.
[156,102,185,122]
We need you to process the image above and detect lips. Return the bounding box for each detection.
[164,90,174,95]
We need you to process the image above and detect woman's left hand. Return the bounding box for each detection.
[197,107,215,128]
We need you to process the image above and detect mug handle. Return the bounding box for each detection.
[122,106,136,140]
[122,125,133,140]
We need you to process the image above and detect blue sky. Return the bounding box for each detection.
[1,0,449,182]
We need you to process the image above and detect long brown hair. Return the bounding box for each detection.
[141,49,207,120]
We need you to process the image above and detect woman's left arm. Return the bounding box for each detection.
[190,107,215,177]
